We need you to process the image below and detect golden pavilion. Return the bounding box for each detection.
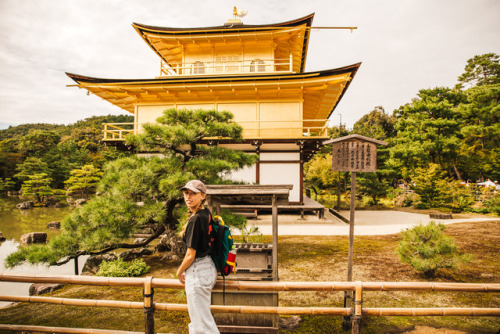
[67,13,360,204]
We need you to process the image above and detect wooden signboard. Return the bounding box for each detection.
[332,140,377,172]
[323,134,387,333]
[325,134,387,173]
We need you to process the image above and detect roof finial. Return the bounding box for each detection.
[226,6,247,26]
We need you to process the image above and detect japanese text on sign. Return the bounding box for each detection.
[332,140,377,172]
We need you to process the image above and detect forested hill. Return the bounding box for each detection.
[0,114,133,189]
[0,114,133,141]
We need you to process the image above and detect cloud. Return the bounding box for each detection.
[0,0,499,128]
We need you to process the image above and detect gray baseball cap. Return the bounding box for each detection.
[180,180,206,193]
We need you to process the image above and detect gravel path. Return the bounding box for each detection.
[233,210,499,236]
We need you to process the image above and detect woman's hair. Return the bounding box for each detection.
[180,196,206,237]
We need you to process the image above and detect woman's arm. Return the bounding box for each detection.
[176,247,196,284]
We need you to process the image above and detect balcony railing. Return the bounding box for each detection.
[159,55,294,77]
[103,119,328,141]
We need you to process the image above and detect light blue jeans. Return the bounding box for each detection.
[185,255,219,334]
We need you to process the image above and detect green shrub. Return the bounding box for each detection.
[96,257,150,277]
[397,222,472,278]
[483,195,500,215]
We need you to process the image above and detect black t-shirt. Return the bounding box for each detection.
[183,207,212,258]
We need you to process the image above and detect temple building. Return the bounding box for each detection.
[67,13,360,204]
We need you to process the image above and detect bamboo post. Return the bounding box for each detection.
[272,194,279,281]
[144,276,155,334]
[352,281,363,333]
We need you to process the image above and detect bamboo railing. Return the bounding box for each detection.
[0,273,499,334]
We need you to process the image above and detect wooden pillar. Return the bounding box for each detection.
[144,276,155,334]
[337,172,341,211]
[348,172,356,281]
[74,257,79,275]
[343,172,356,330]
[272,194,278,281]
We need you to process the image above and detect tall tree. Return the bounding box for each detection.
[65,165,104,200]
[389,88,466,178]
[353,106,397,199]
[455,83,500,181]
[457,53,500,89]
[6,108,257,268]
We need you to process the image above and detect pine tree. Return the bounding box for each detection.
[21,173,54,204]
[65,165,103,200]
[398,222,472,278]
[6,108,257,268]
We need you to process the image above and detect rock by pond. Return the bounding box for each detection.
[119,248,153,261]
[16,201,33,210]
[19,232,47,245]
[75,199,87,207]
[0,232,5,242]
[46,221,61,229]
[29,283,64,296]
[82,253,117,275]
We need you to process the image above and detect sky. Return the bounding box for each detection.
[0,0,499,129]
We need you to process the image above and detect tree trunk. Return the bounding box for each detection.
[453,164,462,180]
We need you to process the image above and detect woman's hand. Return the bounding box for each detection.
[178,272,186,284]
[177,247,196,285]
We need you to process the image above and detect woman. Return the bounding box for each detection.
[177,180,220,334]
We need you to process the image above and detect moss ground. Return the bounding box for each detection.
[0,221,499,333]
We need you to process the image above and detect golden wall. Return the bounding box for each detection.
[136,100,303,138]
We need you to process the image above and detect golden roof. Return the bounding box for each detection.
[132,13,314,74]
[67,63,360,123]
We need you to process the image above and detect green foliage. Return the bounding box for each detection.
[304,154,338,190]
[6,108,256,267]
[0,115,133,190]
[352,106,396,141]
[389,87,465,178]
[398,222,472,278]
[410,164,452,208]
[65,165,103,199]
[357,172,389,205]
[0,178,15,193]
[20,173,56,205]
[457,53,500,88]
[17,130,61,157]
[96,258,150,277]
[454,83,500,181]
[482,194,500,215]
[14,157,52,181]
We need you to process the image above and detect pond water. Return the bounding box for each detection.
[0,197,88,308]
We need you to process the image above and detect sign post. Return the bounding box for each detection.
[324,134,387,333]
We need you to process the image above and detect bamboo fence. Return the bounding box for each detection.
[0,272,499,334]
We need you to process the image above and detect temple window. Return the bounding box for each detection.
[250,59,266,72]
[193,61,206,74]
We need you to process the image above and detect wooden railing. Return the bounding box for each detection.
[159,56,294,77]
[102,119,329,141]
[0,273,499,334]
[103,123,136,141]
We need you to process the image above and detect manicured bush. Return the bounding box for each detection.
[96,257,150,277]
[397,222,472,278]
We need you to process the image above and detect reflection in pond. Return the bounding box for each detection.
[0,196,88,308]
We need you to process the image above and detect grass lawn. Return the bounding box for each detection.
[0,221,499,333]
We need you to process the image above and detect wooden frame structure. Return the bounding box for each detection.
[1,273,499,334]
[206,184,292,282]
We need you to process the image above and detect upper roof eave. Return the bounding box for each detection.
[66,62,360,86]
[132,13,314,35]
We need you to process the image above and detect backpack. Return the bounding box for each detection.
[209,215,236,277]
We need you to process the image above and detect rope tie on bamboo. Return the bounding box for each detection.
[142,288,154,298]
